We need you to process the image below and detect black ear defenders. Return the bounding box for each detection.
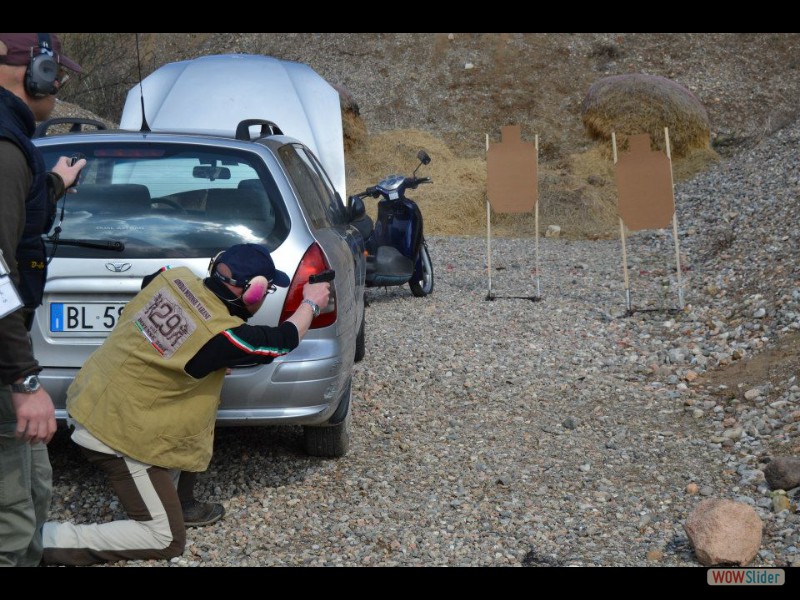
[208,252,274,306]
[24,33,60,98]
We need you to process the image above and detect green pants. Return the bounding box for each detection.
[0,386,52,567]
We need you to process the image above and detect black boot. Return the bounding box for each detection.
[181,498,225,527]
[178,471,225,527]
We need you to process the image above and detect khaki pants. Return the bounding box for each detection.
[42,447,186,566]
[0,386,52,567]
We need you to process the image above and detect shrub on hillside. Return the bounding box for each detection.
[58,34,142,123]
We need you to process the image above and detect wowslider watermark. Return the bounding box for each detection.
[707,568,785,586]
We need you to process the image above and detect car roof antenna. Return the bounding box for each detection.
[135,33,151,133]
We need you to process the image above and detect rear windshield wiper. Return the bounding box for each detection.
[44,238,125,252]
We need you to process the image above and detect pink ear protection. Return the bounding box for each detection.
[209,251,274,306]
[241,275,269,305]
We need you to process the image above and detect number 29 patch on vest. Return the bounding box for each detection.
[134,287,197,358]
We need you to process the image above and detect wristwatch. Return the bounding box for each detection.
[11,374,41,394]
[302,299,320,318]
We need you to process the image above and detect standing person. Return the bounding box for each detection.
[0,32,85,567]
[42,244,331,566]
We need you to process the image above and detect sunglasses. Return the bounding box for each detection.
[214,271,277,297]
[55,65,70,89]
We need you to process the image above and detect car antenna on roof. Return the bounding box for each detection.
[134,33,151,133]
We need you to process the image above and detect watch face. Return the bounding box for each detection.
[12,375,40,393]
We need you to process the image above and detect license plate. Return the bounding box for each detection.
[50,302,127,333]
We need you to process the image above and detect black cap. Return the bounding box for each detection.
[215,244,290,288]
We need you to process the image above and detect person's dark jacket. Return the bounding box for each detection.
[0,86,65,385]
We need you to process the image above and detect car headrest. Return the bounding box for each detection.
[205,188,269,222]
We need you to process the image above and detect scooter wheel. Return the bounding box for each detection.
[409,241,434,297]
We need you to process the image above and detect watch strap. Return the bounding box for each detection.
[10,375,41,394]
[302,299,320,317]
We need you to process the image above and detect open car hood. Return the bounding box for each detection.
[120,54,346,200]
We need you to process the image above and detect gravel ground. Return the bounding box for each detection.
[47,119,800,567]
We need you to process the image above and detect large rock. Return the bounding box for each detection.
[684,499,762,566]
[764,456,800,491]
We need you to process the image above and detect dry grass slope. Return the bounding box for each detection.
[346,130,488,236]
[342,71,727,239]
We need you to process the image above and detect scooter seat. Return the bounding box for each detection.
[368,245,414,285]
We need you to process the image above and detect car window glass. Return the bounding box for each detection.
[278,144,342,229]
[112,158,258,197]
[297,147,346,225]
[40,143,289,259]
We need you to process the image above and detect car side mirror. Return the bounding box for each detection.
[348,195,366,221]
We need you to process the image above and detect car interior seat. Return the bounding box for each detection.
[205,180,276,231]
[69,184,152,217]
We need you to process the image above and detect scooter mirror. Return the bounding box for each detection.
[417,150,431,165]
[348,195,366,221]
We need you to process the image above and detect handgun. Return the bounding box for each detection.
[309,270,335,284]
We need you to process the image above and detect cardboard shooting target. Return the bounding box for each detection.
[615,133,675,231]
[487,125,538,213]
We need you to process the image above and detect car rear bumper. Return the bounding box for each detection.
[41,352,350,427]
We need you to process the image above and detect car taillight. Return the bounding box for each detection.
[279,242,336,328]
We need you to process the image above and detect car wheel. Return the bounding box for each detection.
[303,383,351,457]
[354,301,366,363]
[409,241,434,297]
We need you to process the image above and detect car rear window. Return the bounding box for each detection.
[40,142,289,259]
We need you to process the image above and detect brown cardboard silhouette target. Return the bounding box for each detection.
[487,125,538,213]
[615,133,675,231]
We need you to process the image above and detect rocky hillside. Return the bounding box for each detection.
[53,33,800,238]
[61,33,800,159]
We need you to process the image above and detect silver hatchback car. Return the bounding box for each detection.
[31,56,368,457]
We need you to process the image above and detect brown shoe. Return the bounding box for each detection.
[181,499,225,527]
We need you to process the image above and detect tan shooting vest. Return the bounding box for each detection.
[67,267,242,471]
